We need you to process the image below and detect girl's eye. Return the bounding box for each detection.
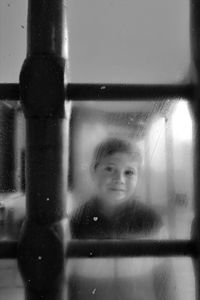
[104,166,114,172]
[125,169,135,176]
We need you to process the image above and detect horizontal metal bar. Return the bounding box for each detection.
[0,84,194,101]
[0,241,18,258]
[0,84,19,101]
[0,240,197,259]
[66,240,197,258]
[66,84,194,101]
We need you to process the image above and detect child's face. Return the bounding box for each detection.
[93,152,139,209]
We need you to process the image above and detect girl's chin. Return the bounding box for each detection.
[108,192,127,201]
[101,195,127,207]
[99,200,127,216]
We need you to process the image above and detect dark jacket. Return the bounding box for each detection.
[70,198,162,239]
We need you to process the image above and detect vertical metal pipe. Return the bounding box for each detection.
[18,0,68,298]
[190,1,200,300]
[27,0,68,57]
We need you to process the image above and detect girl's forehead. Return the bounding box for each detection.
[100,152,139,166]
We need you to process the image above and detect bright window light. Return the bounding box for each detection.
[171,101,193,142]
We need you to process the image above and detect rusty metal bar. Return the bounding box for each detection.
[0,83,194,101]
[0,240,196,259]
[66,83,194,101]
[27,0,67,57]
[17,0,68,297]
[66,240,196,258]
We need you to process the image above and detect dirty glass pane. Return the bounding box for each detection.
[0,1,190,84]
[0,260,24,300]
[69,100,194,240]
[0,0,27,83]
[0,101,25,241]
[0,257,195,300]
[67,0,190,84]
[65,257,195,300]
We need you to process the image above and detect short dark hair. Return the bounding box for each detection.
[92,138,142,169]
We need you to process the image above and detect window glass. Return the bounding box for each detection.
[0,1,190,84]
[69,100,194,240]
[0,0,27,83]
[0,257,195,300]
[0,259,24,300]
[0,99,194,241]
[0,101,25,241]
[66,257,195,300]
[67,0,190,83]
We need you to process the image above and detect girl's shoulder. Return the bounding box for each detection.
[70,198,165,239]
[119,200,163,236]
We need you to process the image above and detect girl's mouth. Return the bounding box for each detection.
[109,187,125,192]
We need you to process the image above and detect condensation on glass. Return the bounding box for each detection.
[0,99,196,300]
[69,100,194,241]
[0,99,194,241]
[65,257,195,300]
[0,257,195,300]
[67,0,190,84]
[0,101,25,241]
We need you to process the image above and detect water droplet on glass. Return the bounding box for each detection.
[92,288,96,294]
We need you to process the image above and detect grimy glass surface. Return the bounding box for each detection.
[0,99,194,241]
[0,100,195,300]
[70,100,194,240]
[0,0,190,83]
[0,258,195,300]
[0,101,25,241]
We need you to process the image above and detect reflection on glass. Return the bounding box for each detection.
[66,257,195,300]
[69,100,194,240]
[0,99,196,300]
[0,259,24,300]
[68,99,195,300]
[0,101,25,241]
[0,257,195,300]
[0,99,194,242]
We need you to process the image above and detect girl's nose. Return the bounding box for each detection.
[113,170,125,183]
